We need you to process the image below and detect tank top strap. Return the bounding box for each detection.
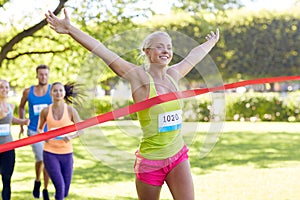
[47,104,53,119]
[62,103,69,119]
[145,72,158,98]
[165,74,179,91]
[146,72,179,98]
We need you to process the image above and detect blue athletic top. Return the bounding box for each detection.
[28,84,52,131]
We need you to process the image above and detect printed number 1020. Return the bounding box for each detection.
[163,113,180,123]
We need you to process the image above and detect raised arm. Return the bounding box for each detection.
[45,8,142,81]
[168,29,220,80]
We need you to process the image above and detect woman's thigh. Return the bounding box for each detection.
[135,178,162,200]
[165,160,194,200]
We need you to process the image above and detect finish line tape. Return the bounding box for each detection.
[0,75,299,153]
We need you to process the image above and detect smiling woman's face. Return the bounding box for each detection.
[51,83,65,101]
[0,80,9,99]
[145,34,173,66]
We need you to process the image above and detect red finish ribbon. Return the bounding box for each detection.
[0,75,299,153]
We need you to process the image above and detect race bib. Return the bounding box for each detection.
[0,124,10,136]
[158,110,182,133]
[33,104,48,116]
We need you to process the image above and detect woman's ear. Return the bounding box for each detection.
[143,48,151,56]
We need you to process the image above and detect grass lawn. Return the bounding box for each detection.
[5,121,300,199]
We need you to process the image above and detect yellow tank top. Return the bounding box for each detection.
[43,103,74,154]
[137,73,184,160]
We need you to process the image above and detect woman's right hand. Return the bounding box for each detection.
[45,8,71,34]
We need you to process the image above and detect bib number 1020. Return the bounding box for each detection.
[158,110,182,132]
[162,113,180,123]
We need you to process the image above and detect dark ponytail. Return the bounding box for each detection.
[51,82,85,105]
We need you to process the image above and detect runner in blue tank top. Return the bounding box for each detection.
[18,65,52,200]
[27,84,52,131]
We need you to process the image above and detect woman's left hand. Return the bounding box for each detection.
[205,28,220,44]
[63,136,71,142]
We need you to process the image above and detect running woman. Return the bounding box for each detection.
[37,82,83,200]
[0,80,29,200]
[45,9,219,200]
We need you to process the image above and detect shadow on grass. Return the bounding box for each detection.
[67,193,137,200]
[11,123,300,199]
[72,159,134,184]
[190,131,300,174]
[11,191,137,200]
[74,124,300,177]
[71,125,139,184]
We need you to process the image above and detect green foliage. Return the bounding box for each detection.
[181,97,211,122]
[9,90,300,123]
[82,92,300,122]
[217,9,300,80]
[146,8,300,82]
[225,92,300,122]
[0,0,10,7]
[173,0,243,13]
[0,0,141,91]
[76,96,138,120]
[0,1,300,93]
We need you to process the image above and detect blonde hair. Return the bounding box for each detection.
[0,79,9,87]
[0,80,10,93]
[141,31,172,51]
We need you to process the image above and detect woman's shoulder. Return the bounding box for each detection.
[66,105,77,113]
[40,106,50,116]
[8,103,14,110]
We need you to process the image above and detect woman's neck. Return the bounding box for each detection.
[52,100,64,107]
[0,98,7,105]
[149,65,167,80]
[0,99,9,114]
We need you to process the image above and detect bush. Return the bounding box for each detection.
[10,91,299,122]
[88,91,300,122]
[225,92,300,122]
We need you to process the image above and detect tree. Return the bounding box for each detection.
[219,9,300,81]
[0,0,68,67]
[0,0,143,89]
[172,0,244,13]
[145,7,300,83]
[0,0,9,7]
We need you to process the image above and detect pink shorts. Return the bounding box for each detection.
[134,145,189,186]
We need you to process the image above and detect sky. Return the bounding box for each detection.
[0,0,298,27]
[240,0,297,11]
[151,0,297,13]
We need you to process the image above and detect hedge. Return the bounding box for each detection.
[80,91,300,122]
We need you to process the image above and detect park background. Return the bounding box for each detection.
[1,0,300,199]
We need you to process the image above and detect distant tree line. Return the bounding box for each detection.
[0,0,299,93]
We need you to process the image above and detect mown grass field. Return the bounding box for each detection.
[6,121,300,200]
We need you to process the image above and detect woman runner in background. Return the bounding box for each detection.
[37,82,83,200]
[0,80,29,200]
